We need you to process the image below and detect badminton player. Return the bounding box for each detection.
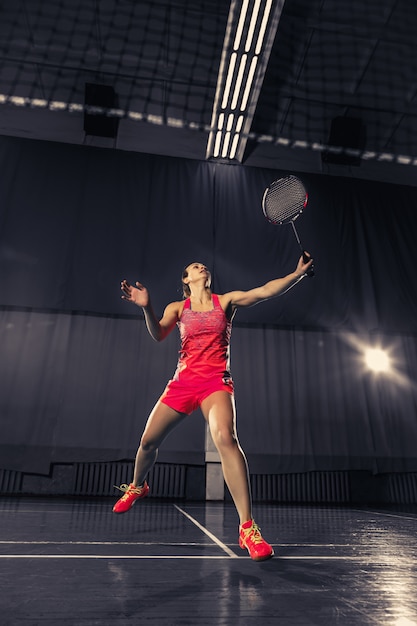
[113,253,313,561]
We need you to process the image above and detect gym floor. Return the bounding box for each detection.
[1,496,416,625]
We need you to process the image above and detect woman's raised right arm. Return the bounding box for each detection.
[120,279,179,342]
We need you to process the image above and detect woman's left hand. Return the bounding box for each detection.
[296,252,313,276]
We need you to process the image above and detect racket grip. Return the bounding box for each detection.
[303,251,315,278]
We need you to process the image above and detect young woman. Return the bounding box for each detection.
[113,254,313,561]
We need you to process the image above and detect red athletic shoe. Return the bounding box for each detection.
[112,481,149,514]
[239,519,274,561]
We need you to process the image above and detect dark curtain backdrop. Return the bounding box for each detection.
[1,135,417,474]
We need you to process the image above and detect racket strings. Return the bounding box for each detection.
[263,177,307,224]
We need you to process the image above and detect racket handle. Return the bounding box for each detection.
[302,251,315,278]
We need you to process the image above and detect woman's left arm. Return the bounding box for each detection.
[222,253,313,309]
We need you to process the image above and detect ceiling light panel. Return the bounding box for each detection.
[206,0,285,162]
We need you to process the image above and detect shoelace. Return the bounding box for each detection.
[242,523,264,545]
[113,483,143,499]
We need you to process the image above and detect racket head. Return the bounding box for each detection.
[262,175,308,225]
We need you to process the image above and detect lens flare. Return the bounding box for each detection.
[364,347,391,373]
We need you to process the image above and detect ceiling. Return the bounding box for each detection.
[1,0,417,186]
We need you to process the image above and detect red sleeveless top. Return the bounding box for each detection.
[173,294,232,382]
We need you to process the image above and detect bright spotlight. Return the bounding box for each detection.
[364,347,391,373]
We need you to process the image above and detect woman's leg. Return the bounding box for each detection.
[201,391,273,561]
[113,401,185,513]
[200,391,252,525]
[132,401,186,486]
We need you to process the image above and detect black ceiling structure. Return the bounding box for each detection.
[0,0,416,186]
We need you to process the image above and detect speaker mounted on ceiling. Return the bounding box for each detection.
[322,116,366,166]
[83,83,119,139]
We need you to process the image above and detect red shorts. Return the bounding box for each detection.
[159,375,234,415]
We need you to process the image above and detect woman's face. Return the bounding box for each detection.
[183,262,211,289]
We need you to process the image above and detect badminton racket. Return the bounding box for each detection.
[262,175,314,277]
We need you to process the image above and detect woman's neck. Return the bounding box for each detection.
[189,286,212,304]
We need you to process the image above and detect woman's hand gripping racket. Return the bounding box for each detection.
[262,175,314,277]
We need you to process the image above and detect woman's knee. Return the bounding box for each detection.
[211,427,237,450]
[140,435,159,453]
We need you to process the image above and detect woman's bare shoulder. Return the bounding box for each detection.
[164,299,186,317]
[217,292,234,306]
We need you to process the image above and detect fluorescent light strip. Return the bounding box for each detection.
[222,131,231,157]
[214,130,223,157]
[217,112,225,130]
[229,133,241,159]
[245,0,262,52]
[240,56,258,111]
[255,0,273,53]
[226,113,235,131]
[233,0,250,50]
[236,114,244,133]
[221,52,237,109]
[231,54,247,109]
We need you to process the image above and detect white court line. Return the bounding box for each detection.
[0,541,209,546]
[0,554,239,560]
[174,504,239,558]
[0,554,415,565]
[352,508,417,522]
[278,555,416,563]
[0,538,361,547]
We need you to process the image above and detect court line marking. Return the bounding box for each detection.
[0,555,240,560]
[0,539,417,544]
[174,504,239,558]
[0,540,412,548]
[352,508,417,522]
[0,540,211,546]
[0,554,415,564]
